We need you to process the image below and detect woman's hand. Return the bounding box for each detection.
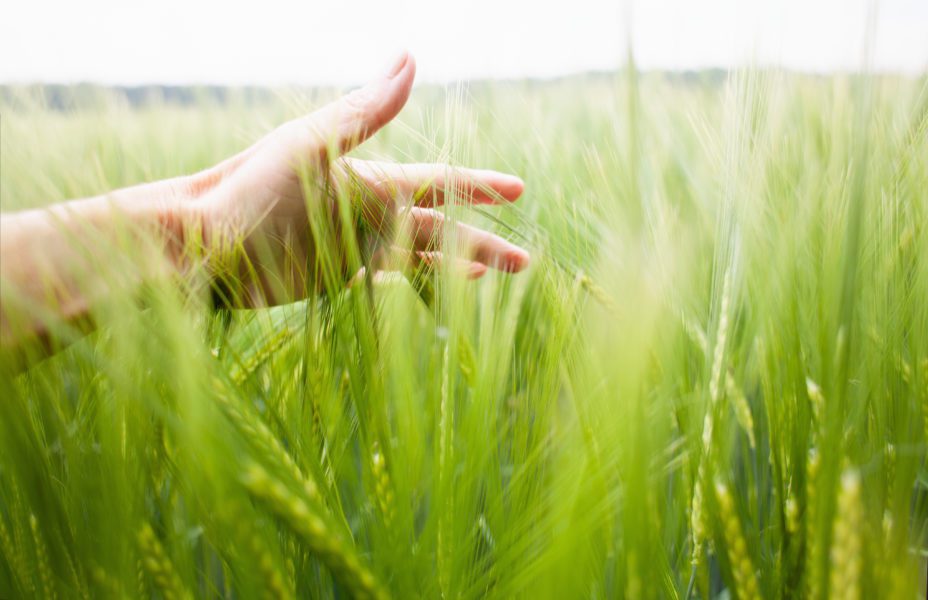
[0,51,530,358]
[178,51,530,306]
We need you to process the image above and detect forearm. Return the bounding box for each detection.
[0,177,199,359]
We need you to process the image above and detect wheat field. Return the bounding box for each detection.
[1,70,927,598]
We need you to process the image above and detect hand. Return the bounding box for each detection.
[0,51,531,360]
[178,51,530,307]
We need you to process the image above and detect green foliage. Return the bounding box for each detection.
[1,71,927,598]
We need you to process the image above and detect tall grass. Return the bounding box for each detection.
[1,70,927,598]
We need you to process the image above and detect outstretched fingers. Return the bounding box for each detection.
[342,158,524,207]
[403,207,530,273]
[383,247,489,280]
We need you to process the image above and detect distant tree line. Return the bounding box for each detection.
[0,84,280,111]
[0,70,733,111]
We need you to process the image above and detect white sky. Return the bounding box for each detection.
[1,0,925,85]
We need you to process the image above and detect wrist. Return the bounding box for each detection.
[155,181,211,277]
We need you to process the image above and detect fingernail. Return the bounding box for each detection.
[505,249,531,272]
[384,50,409,78]
[468,263,488,279]
[502,175,525,201]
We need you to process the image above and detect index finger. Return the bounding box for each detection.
[342,159,525,207]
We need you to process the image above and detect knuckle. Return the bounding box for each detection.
[342,87,375,115]
[276,119,323,152]
[339,88,378,130]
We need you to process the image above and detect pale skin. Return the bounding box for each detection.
[0,51,530,358]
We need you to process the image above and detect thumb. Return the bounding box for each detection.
[310,50,416,158]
